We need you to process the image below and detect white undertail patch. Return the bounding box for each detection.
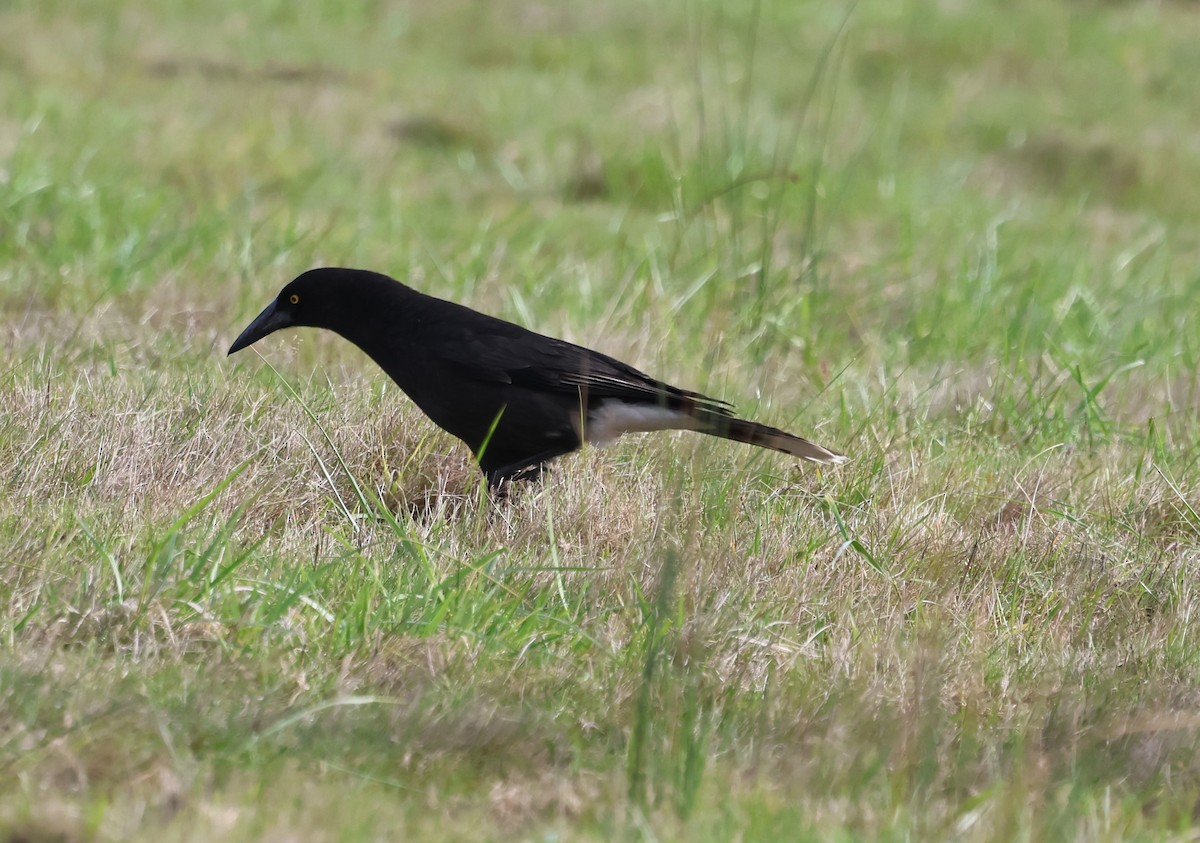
[583,400,697,447]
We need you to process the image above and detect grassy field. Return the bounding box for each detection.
[4,0,1200,839]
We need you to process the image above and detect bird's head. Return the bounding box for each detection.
[227,267,393,355]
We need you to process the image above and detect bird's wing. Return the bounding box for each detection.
[435,319,736,416]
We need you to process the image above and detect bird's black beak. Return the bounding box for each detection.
[228,300,294,355]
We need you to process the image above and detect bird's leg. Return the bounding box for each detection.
[482,446,575,496]
[485,462,548,497]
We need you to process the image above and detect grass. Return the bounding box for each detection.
[4,0,1200,839]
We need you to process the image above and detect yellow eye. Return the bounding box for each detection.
[289,294,300,305]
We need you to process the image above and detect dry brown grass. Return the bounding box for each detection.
[4,278,1200,840]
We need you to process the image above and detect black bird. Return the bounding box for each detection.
[228,268,847,489]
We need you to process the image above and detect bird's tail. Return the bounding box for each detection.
[583,396,847,465]
[694,413,848,465]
